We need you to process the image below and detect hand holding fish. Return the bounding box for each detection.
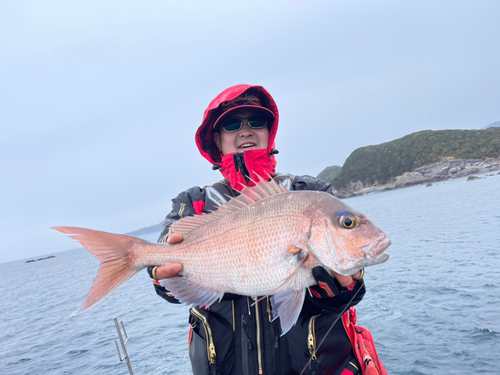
[155,262,183,279]
[167,232,184,244]
[154,233,185,279]
[331,269,363,288]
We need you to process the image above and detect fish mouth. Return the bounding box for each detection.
[335,237,391,276]
[334,252,390,276]
[320,230,391,276]
[361,235,391,258]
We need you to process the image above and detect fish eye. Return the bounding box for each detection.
[339,215,356,229]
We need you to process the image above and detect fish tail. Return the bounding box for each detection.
[52,226,148,313]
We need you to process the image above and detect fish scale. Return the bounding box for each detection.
[158,215,308,296]
[53,177,390,333]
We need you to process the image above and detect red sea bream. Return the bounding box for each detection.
[53,177,391,333]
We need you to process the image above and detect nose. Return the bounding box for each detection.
[238,121,254,136]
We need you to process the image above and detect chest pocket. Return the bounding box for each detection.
[189,306,235,375]
[289,311,354,375]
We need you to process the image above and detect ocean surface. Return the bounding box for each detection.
[1,173,499,375]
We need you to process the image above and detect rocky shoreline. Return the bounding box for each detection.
[334,158,500,198]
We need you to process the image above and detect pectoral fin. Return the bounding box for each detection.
[270,289,306,335]
[269,246,312,334]
[160,277,223,307]
[276,249,310,294]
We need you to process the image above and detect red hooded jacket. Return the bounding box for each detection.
[195,84,279,190]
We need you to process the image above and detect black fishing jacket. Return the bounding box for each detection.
[148,173,365,375]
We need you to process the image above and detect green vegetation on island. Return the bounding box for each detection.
[319,128,500,189]
[317,165,342,184]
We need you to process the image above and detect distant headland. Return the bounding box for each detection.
[26,255,55,263]
[318,126,500,198]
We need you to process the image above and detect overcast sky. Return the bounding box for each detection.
[1,0,499,263]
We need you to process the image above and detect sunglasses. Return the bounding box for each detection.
[220,115,268,132]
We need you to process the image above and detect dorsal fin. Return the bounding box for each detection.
[171,175,288,236]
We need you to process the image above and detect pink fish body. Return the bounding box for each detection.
[54,178,390,333]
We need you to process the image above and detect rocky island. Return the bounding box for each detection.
[318,127,500,198]
[26,255,56,263]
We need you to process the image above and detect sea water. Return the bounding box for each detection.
[1,173,499,374]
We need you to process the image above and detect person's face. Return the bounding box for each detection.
[213,109,270,156]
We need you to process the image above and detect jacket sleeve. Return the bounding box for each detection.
[147,186,205,304]
[306,273,366,314]
[291,174,336,196]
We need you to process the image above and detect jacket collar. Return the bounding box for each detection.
[220,149,277,190]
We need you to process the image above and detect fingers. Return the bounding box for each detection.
[352,270,362,280]
[330,269,363,288]
[331,271,354,288]
[155,263,183,279]
[167,232,183,244]
[152,233,183,280]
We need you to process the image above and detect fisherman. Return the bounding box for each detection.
[148,85,372,375]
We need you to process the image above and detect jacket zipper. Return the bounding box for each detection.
[266,296,273,322]
[233,153,250,185]
[191,308,217,365]
[255,298,264,374]
[267,297,279,349]
[308,314,321,360]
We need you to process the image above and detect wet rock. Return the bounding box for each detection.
[393,171,427,188]
[466,176,484,181]
[426,183,433,187]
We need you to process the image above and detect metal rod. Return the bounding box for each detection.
[121,321,129,344]
[114,318,134,375]
[115,339,123,362]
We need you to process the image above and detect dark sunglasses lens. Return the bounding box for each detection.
[221,119,243,132]
[247,116,267,129]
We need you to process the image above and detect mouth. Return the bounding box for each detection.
[361,235,392,258]
[238,142,257,149]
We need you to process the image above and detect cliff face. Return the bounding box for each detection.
[334,158,500,198]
